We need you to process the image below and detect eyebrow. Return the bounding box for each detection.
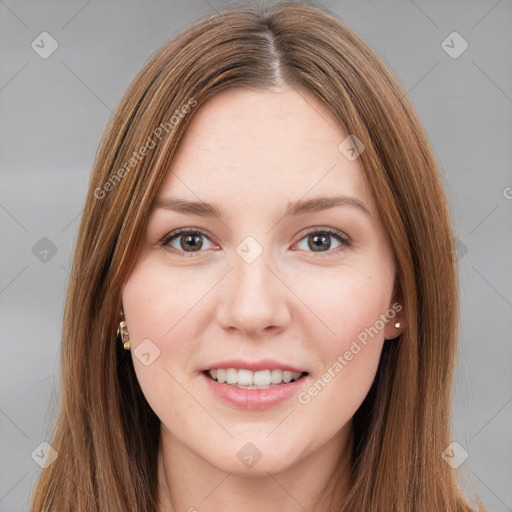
[153,194,371,218]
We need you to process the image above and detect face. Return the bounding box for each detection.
[121,86,401,475]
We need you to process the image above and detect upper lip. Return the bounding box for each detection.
[201,359,308,373]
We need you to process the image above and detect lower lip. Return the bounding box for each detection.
[201,372,309,410]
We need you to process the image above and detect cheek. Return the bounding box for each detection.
[120,262,214,417]
[121,261,210,346]
[294,262,390,349]
[293,267,388,416]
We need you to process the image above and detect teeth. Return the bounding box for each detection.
[207,368,304,387]
[282,371,293,383]
[253,370,270,386]
[237,369,253,386]
[270,369,283,384]
[226,368,237,384]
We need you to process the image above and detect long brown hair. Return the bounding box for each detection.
[29,2,487,510]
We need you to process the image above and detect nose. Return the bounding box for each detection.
[216,250,291,337]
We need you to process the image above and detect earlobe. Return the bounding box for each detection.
[384,298,405,340]
[384,322,402,341]
[386,278,406,340]
[384,321,403,341]
[118,320,131,350]
[117,307,131,351]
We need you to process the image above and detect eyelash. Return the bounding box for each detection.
[158,227,351,257]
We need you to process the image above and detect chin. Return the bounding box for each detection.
[215,455,296,477]
[203,437,304,476]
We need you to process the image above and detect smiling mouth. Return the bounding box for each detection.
[203,368,309,389]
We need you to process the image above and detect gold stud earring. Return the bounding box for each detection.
[117,312,131,350]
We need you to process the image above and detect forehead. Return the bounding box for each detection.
[156,87,375,216]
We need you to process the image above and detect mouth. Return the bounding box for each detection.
[202,368,309,390]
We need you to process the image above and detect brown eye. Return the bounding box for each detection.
[295,228,351,255]
[159,229,214,254]
[309,233,330,251]
[176,233,204,252]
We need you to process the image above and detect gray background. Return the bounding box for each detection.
[1,1,511,510]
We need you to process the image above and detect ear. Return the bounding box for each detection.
[384,282,406,341]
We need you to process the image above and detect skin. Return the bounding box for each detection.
[121,85,405,512]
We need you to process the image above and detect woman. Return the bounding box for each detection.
[29,2,487,511]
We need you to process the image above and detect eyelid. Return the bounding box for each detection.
[295,225,351,244]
